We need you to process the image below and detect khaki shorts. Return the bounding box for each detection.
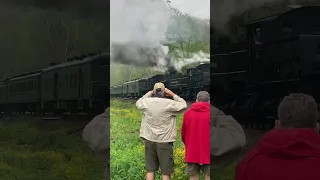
[142,138,174,175]
[186,163,210,176]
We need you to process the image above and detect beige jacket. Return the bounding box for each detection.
[136,92,187,143]
[82,108,110,180]
[211,105,246,169]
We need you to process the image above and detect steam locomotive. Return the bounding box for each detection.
[211,6,320,130]
[0,52,109,116]
[110,63,210,100]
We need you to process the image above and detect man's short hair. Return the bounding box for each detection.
[278,93,318,128]
[197,91,210,102]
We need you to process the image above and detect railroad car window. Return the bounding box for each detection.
[45,79,48,92]
[66,74,69,88]
[72,73,75,88]
[69,74,72,88]
[75,73,78,87]
[28,81,32,91]
[74,73,77,88]
[69,73,72,88]
[64,74,67,88]
[0,87,2,100]
[69,73,73,88]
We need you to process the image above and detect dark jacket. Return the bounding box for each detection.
[181,102,210,164]
[211,105,246,169]
[82,108,110,180]
[235,128,320,180]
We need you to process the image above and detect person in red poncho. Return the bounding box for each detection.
[181,91,210,180]
[235,93,320,180]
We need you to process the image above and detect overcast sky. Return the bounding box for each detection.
[169,0,210,19]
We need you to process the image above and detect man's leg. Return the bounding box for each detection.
[186,163,200,180]
[144,139,159,180]
[157,142,174,180]
[146,173,155,180]
[200,164,210,180]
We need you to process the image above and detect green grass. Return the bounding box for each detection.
[0,117,104,180]
[110,99,205,180]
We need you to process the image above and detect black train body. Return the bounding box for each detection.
[110,63,210,101]
[211,6,320,130]
[0,52,109,116]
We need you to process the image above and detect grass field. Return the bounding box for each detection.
[0,116,104,180]
[110,99,206,180]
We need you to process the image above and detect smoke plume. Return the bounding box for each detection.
[172,51,210,71]
[110,0,172,70]
[211,0,300,30]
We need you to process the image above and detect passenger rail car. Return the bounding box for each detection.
[110,63,210,101]
[0,52,109,116]
[211,6,320,130]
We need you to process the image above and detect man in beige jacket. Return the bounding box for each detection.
[82,107,110,180]
[211,105,246,171]
[136,82,187,180]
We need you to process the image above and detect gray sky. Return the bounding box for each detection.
[169,0,210,19]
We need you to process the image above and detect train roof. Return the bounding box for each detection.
[150,74,165,78]
[111,77,149,88]
[244,6,320,26]
[123,79,139,84]
[42,53,109,72]
[8,70,43,82]
[244,13,279,26]
[111,84,122,88]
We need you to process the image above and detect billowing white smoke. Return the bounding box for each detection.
[110,0,210,71]
[110,0,172,69]
[172,51,210,72]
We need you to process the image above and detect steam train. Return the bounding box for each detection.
[0,52,109,116]
[110,63,210,100]
[211,6,320,130]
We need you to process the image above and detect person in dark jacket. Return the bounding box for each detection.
[235,93,320,180]
[211,105,246,170]
[181,91,210,180]
[82,108,110,180]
